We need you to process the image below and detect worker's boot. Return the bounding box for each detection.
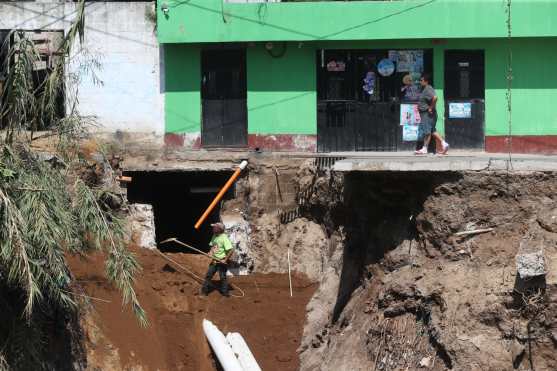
[220,282,230,297]
[201,281,210,296]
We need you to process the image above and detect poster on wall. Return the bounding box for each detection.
[449,102,472,118]
[388,50,399,63]
[400,104,421,126]
[327,60,346,72]
[377,58,395,76]
[363,71,376,95]
[396,50,424,73]
[403,124,419,142]
[401,73,422,101]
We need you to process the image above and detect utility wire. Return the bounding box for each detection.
[506,0,513,169]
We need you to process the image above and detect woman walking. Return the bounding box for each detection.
[415,73,449,155]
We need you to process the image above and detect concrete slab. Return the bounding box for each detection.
[332,152,557,172]
[120,147,557,173]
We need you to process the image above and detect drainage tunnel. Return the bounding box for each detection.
[124,171,234,253]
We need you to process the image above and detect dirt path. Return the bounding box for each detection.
[68,247,316,371]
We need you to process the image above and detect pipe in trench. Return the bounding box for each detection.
[194,160,248,230]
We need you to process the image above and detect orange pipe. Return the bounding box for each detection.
[194,160,248,230]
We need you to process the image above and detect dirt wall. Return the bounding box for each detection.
[222,158,336,282]
[71,153,557,371]
[293,169,557,371]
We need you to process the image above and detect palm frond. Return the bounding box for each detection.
[0,188,41,317]
[106,245,148,327]
[74,179,147,326]
[0,0,147,370]
[0,1,146,366]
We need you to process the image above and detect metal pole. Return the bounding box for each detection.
[287,249,293,297]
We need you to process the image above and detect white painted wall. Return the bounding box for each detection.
[0,2,164,135]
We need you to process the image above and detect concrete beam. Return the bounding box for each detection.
[332,153,557,172]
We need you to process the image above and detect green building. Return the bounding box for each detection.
[157,0,557,154]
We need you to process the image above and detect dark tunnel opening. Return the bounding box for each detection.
[124,170,234,253]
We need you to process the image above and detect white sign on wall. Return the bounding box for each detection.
[449,102,472,119]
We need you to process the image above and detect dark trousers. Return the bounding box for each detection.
[202,263,229,295]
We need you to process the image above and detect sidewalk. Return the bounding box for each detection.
[330,152,557,172]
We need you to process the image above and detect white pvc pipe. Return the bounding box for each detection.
[202,320,244,371]
[226,332,262,371]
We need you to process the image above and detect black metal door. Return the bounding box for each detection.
[201,49,247,147]
[444,50,485,149]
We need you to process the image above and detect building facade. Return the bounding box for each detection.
[157,0,557,154]
[0,1,164,138]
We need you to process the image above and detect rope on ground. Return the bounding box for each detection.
[154,249,245,298]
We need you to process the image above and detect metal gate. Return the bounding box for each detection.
[316,49,432,152]
[317,101,402,152]
[201,49,247,147]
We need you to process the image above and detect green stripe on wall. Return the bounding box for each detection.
[158,0,557,44]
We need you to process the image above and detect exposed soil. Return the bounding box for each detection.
[296,170,557,371]
[67,246,316,371]
[64,157,557,371]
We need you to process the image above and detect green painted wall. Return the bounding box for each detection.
[163,38,557,138]
[157,0,557,44]
[485,38,557,136]
[247,45,316,135]
[164,44,200,134]
[436,37,557,136]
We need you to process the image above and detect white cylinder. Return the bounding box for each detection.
[202,320,244,371]
[226,332,262,371]
[239,160,248,170]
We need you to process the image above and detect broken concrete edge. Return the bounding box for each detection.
[516,250,547,279]
[121,152,318,172]
[127,203,157,250]
[222,214,254,276]
[333,157,557,172]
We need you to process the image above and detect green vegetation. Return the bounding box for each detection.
[0,1,145,368]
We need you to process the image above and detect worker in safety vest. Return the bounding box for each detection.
[201,222,234,297]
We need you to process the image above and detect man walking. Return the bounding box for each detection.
[201,222,234,297]
[415,73,449,155]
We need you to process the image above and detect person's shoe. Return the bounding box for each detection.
[440,142,449,155]
[414,147,427,155]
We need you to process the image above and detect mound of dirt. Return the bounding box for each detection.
[68,246,316,371]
